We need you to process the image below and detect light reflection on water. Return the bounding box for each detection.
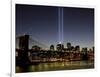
[16,61,94,73]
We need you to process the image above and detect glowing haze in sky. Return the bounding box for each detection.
[16,4,94,49]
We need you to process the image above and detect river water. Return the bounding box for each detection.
[16,61,94,73]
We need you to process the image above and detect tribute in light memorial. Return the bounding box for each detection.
[58,7,64,44]
[15,4,94,73]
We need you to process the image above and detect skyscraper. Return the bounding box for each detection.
[50,45,54,51]
[67,42,71,50]
[56,44,64,51]
[75,45,80,51]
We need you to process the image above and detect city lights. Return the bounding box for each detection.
[16,4,94,73]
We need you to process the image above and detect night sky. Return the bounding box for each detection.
[16,4,94,49]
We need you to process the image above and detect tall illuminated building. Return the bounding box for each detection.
[81,47,88,60]
[56,44,64,51]
[50,45,54,51]
[82,47,88,54]
[67,42,71,50]
[75,45,80,51]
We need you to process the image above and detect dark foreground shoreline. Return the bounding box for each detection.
[16,60,94,73]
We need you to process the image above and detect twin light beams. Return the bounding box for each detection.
[58,7,64,44]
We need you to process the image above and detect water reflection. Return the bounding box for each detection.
[16,61,94,73]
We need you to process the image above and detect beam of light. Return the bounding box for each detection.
[61,8,63,44]
[58,7,61,44]
[58,7,64,44]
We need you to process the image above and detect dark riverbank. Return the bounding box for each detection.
[16,60,94,73]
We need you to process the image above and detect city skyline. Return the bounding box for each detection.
[16,4,94,49]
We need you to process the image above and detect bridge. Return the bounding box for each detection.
[15,34,93,69]
[16,34,49,67]
[16,34,48,49]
